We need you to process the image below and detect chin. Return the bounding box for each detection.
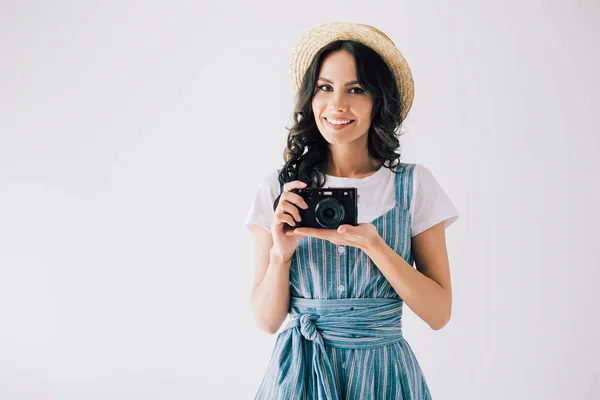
[318,126,364,143]
[325,135,361,146]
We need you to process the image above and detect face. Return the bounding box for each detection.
[312,50,374,146]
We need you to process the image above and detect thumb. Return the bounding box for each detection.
[337,225,353,234]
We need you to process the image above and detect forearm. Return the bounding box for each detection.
[251,249,292,334]
[363,237,451,330]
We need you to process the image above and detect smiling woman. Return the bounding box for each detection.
[244,22,459,400]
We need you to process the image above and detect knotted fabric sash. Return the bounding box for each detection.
[277,296,404,400]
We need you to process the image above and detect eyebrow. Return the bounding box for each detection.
[317,77,361,86]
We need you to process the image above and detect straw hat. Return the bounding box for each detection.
[289,22,415,121]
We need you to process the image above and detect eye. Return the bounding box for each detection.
[316,84,365,94]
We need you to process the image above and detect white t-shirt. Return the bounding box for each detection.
[244,163,459,237]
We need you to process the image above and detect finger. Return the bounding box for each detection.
[283,180,307,193]
[294,228,326,239]
[276,200,302,223]
[280,192,309,211]
[277,215,296,229]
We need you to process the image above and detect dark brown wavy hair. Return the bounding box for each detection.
[274,40,408,210]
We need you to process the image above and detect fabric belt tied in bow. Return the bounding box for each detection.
[275,296,404,400]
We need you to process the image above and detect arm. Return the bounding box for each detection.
[249,225,292,334]
[363,221,453,330]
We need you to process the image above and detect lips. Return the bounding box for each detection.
[326,117,353,122]
[324,117,355,130]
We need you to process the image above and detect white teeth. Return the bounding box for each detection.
[327,118,352,125]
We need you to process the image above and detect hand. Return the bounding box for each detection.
[288,223,382,251]
[270,180,310,263]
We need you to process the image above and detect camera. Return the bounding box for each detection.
[290,187,358,229]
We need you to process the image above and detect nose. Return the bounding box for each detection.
[329,90,349,112]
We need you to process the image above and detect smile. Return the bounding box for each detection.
[324,118,355,130]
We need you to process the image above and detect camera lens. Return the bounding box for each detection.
[315,198,345,228]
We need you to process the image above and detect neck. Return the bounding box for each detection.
[323,147,382,178]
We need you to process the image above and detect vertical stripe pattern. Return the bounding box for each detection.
[255,163,432,399]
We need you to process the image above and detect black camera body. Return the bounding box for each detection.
[290,187,358,229]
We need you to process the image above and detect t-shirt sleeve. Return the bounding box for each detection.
[411,164,459,237]
[244,170,281,234]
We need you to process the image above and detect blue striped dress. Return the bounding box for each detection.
[254,163,432,399]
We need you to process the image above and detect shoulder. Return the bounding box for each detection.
[244,168,283,233]
[387,162,419,188]
[389,162,419,176]
[412,163,431,179]
[247,168,284,206]
[409,163,460,235]
[389,162,435,213]
[256,169,282,201]
[260,169,281,189]
[396,163,433,190]
[410,163,440,197]
[411,163,445,194]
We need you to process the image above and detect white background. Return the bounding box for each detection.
[1,1,599,399]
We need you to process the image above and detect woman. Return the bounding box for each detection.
[244,22,459,399]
